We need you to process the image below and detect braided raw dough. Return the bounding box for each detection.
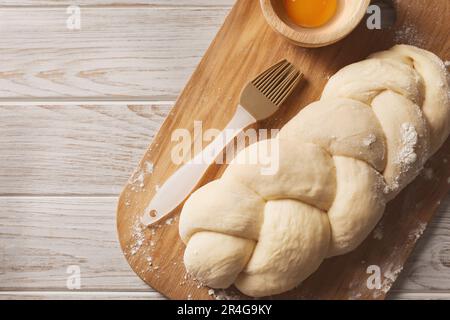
[179,45,450,297]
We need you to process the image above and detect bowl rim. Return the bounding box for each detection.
[260,0,371,47]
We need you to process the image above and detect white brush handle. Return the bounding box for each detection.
[141,105,256,226]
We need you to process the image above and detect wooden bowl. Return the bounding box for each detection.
[260,0,371,47]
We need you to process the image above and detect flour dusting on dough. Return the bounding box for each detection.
[363,134,377,147]
[384,177,399,195]
[397,123,418,167]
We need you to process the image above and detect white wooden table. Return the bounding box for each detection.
[0,0,449,300]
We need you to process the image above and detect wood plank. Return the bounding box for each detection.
[0,103,171,195]
[1,197,449,294]
[0,7,229,99]
[0,291,163,300]
[0,197,149,291]
[392,197,450,291]
[0,0,233,7]
[117,0,450,300]
[388,292,450,300]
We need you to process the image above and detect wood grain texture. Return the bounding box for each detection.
[0,197,149,291]
[0,0,233,7]
[0,196,449,296]
[0,292,163,300]
[0,0,449,300]
[117,0,450,300]
[0,103,171,195]
[0,7,228,99]
[388,292,450,300]
[1,291,450,300]
[393,197,450,291]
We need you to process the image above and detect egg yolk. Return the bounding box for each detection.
[283,0,337,28]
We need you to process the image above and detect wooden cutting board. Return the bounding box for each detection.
[117,0,450,300]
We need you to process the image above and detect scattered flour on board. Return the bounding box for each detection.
[183,273,240,300]
[145,161,154,174]
[408,222,427,242]
[393,23,425,46]
[130,169,145,188]
[128,161,154,191]
[382,265,404,294]
[130,221,145,255]
[212,289,240,300]
[373,223,384,240]
[194,279,205,289]
[372,264,404,298]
